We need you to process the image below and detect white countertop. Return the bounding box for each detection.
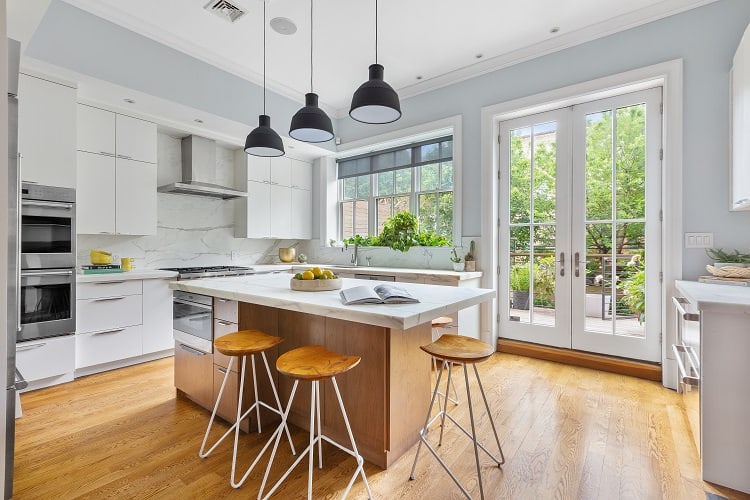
[77,269,178,282]
[291,264,482,281]
[675,280,750,313]
[169,273,495,330]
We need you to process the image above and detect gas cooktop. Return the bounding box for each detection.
[160,265,255,280]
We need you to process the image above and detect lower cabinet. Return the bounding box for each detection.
[76,327,142,368]
[16,335,75,391]
[174,342,214,409]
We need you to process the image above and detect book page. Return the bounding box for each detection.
[340,286,382,305]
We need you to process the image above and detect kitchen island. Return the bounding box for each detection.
[170,273,495,468]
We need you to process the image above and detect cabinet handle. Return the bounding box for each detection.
[179,344,207,356]
[216,298,229,303]
[217,366,228,374]
[92,328,125,336]
[117,154,133,160]
[672,344,700,386]
[22,199,73,210]
[93,296,126,302]
[216,319,234,326]
[672,297,699,322]
[99,151,115,157]
[93,281,126,285]
[17,342,46,352]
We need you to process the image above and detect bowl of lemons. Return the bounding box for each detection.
[290,267,342,291]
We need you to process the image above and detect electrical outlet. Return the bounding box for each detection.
[684,232,714,249]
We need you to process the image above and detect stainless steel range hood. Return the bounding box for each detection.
[157,135,247,199]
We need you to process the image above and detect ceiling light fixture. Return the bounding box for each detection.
[245,1,285,157]
[349,0,401,124]
[289,0,334,143]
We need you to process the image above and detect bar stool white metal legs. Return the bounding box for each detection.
[198,330,296,489]
[410,334,505,500]
[431,316,459,409]
[259,345,373,500]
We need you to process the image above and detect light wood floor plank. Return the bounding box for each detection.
[13,354,750,499]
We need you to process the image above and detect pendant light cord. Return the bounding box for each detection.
[263,0,267,115]
[375,0,378,64]
[310,0,314,92]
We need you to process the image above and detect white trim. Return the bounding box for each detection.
[481,60,683,386]
[327,115,463,246]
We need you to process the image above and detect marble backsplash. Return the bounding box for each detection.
[76,133,303,269]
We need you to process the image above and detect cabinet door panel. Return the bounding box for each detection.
[116,114,157,163]
[115,158,157,235]
[290,188,312,239]
[270,157,292,187]
[77,151,116,234]
[16,336,75,384]
[246,181,271,238]
[75,326,142,368]
[269,185,292,238]
[77,104,115,156]
[290,159,312,190]
[142,279,174,354]
[174,342,213,408]
[18,74,77,188]
[246,155,271,183]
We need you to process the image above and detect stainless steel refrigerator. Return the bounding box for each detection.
[5,38,25,500]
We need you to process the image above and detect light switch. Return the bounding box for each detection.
[684,232,714,249]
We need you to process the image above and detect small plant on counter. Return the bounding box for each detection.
[705,248,749,264]
[450,247,462,263]
[464,240,475,262]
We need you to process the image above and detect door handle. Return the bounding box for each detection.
[559,252,565,277]
[575,252,580,277]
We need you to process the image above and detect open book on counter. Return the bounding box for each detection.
[340,284,420,305]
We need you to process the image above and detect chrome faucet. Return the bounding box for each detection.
[350,242,359,266]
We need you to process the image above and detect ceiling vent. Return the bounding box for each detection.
[203,0,246,23]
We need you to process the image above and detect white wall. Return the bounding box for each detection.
[334,0,750,279]
[77,133,302,269]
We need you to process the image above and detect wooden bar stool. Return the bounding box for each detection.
[409,334,505,500]
[198,330,296,489]
[431,316,459,408]
[259,345,373,500]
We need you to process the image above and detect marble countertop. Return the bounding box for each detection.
[169,273,495,330]
[290,264,482,281]
[77,269,178,282]
[675,280,750,313]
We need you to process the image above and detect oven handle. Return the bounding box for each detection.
[672,344,700,387]
[16,342,46,352]
[173,298,212,311]
[16,155,22,332]
[179,344,208,356]
[21,199,74,210]
[20,269,74,277]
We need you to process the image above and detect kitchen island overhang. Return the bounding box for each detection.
[169,274,496,468]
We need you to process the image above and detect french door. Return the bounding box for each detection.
[498,87,662,362]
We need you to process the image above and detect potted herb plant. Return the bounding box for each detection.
[706,248,749,268]
[510,263,530,310]
[450,248,464,271]
[464,240,476,272]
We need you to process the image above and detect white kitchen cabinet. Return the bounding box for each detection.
[76,327,143,368]
[234,152,313,239]
[77,151,116,234]
[77,104,157,164]
[290,159,312,190]
[76,152,157,235]
[16,336,75,391]
[142,279,174,354]
[115,158,157,235]
[732,23,750,210]
[18,73,77,188]
[291,188,312,239]
[77,104,116,156]
[76,294,142,333]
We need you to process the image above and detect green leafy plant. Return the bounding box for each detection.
[342,211,452,251]
[621,254,645,322]
[705,248,749,263]
[533,256,556,304]
[510,263,530,292]
[450,248,462,263]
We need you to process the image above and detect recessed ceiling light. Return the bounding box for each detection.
[475,54,483,59]
[550,26,560,33]
[270,17,297,35]
[194,118,204,124]
[123,98,135,104]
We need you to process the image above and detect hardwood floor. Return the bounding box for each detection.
[13,354,749,499]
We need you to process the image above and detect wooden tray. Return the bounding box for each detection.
[706,265,750,278]
[290,278,342,292]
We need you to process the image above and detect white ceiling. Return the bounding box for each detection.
[58,0,717,117]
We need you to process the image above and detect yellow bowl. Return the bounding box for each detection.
[279,248,296,263]
[90,250,112,265]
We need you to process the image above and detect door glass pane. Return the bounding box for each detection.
[509,226,530,324]
[585,110,613,221]
[533,122,557,223]
[585,223,613,333]
[616,104,646,219]
[510,127,531,224]
[532,225,556,327]
[616,222,645,338]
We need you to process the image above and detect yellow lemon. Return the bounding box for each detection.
[302,270,315,280]
[322,270,334,279]
[311,267,323,278]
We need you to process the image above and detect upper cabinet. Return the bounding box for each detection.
[18,74,77,188]
[732,24,750,211]
[76,104,157,235]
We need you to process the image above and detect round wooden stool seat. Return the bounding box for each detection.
[420,334,495,364]
[276,345,361,381]
[431,316,453,328]
[213,330,284,357]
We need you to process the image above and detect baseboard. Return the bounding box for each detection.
[74,349,174,378]
[497,339,662,381]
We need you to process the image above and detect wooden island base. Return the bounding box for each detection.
[239,302,432,469]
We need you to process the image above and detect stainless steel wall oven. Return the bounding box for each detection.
[18,268,75,342]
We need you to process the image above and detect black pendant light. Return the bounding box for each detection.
[245,1,285,157]
[289,0,334,143]
[349,0,401,124]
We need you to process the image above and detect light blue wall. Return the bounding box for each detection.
[24,0,335,152]
[335,0,750,279]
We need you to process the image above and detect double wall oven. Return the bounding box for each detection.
[18,183,76,342]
